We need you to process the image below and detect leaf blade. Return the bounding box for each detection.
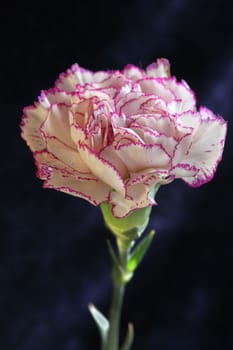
[127,230,155,272]
[88,303,109,349]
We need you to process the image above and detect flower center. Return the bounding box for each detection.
[87,101,114,152]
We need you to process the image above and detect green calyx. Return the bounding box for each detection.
[100,184,159,242]
[100,203,152,241]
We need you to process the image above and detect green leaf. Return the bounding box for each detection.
[120,323,134,350]
[127,230,155,272]
[88,303,109,349]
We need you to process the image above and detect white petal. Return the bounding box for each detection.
[34,151,109,205]
[162,78,196,112]
[110,183,155,218]
[21,104,47,151]
[42,104,75,148]
[122,64,145,81]
[172,133,193,165]
[138,78,175,102]
[177,111,200,131]
[146,58,171,78]
[45,137,90,173]
[78,143,125,195]
[39,89,78,107]
[55,64,93,91]
[113,127,144,147]
[116,143,170,172]
[100,146,128,179]
[174,110,227,186]
[44,171,110,205]
[131,114,179,138]
[117,93,159,116]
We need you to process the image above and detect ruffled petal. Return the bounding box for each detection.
[55,64,94,91]
[173,108,227,186]
[170,163,199,179]
[110,183,156,218]
[44,172,110,205]
[41,104,76,148]
[122,64,145,81]
[56,64,113,91]
[21,104,47,151]
[116,142,171,172]
[130,113,181,139]
[100,146,128,179]
[177,110,200,131]
[109,172,164,218]
[172,133,194,165]
[146,58,171,78]
[34,150,109,205]
[113,127,144,147]
[117,92,159,116]
[38,89,78,107]
[161,77,196,112]
[137,77,175,102]
[78,143,126,195]
[45,137,90,173]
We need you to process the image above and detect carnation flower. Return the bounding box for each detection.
[21,59,227,218]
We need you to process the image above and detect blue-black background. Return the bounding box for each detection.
[1,1,233,349]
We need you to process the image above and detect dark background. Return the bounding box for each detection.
[1,1,233,349]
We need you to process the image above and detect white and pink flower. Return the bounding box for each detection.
[21,59,227,218]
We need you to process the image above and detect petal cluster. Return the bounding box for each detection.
[21,59,227,218]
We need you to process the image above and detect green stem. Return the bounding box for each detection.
[104,239,131,350]
[104,283,125,350]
